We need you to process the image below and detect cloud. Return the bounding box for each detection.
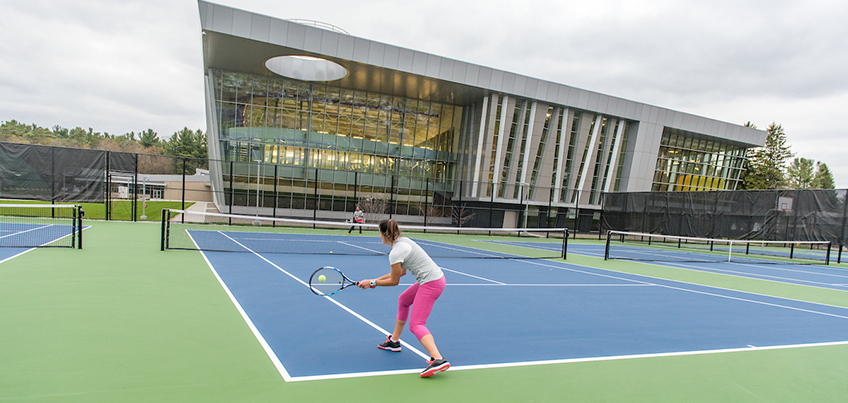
[0,0,845,186]
[0,0,204,137]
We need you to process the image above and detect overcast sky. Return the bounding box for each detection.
[1,0,846,187]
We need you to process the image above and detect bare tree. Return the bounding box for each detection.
[451,203,476,227]
[359,196,389,222]
[416,203,442,225]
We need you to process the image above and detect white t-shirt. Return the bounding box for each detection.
[388,237,444,285]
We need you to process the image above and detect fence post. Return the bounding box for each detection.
[388,174,394,219]
[573,190,579,239]
[313,168,319,227]
[424,177,429,229]
[228,161,234,225]
[489,182,495,232]
[840,189,848,252]
[133,153,138,222]
[105,151,110,221]
[272,164,278,222]
[599,192,604,240]
[50,148,56,208]
[181,158,187,223]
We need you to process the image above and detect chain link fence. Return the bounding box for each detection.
[1,141,603,233]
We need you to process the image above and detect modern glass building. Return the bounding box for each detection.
[197,1,765,228]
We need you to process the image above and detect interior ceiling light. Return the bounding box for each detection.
[265,55,348,82]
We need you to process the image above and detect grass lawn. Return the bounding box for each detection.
[0,199,194,221]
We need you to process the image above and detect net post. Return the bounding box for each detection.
[838,244,843,264]
[160,209,167,251]
[825,242,831,265]
[746,242,750,255]
[677,238,681,249]
[790,243,795,259]
[604,230,612,260]
[77,206,83,249]
[72,206,77,249]
[165,209,171,250]
[562,228,568,259]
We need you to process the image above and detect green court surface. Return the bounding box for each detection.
[1,220,847,402]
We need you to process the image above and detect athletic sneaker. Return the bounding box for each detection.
[378,335,401,352]
[420,357,450,377]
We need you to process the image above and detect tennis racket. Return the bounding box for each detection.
[309,266,360,296]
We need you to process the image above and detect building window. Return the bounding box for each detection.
[651,127,747,191]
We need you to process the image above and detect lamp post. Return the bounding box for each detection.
[140,176,150,219]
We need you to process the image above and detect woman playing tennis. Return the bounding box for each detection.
[358,219,449,377]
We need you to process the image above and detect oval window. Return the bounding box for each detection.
[265,55,348,81]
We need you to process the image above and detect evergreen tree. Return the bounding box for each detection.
[139,129,160,148]
[786,157,814,189]
[163,127,208,172]
[740,122,793,189]
[811,162,835,189]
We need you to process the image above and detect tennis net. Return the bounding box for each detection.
[0,204,83,249]
[604,230,832,265]
[161,209,567,259]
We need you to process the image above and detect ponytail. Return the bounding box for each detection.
[379,219,401,242]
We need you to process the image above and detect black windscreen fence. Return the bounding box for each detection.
[603,189,848,246]
[0,142,107,202]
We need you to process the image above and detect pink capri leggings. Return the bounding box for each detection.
[396,275,446,341]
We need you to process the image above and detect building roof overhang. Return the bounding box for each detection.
[198,0,766,148]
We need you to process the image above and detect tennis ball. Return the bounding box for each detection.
[330,251,333,254]
[318,275,326,282]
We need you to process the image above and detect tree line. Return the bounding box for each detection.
[0,119,208,172]
[740,122,835,190]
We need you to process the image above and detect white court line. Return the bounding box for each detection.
[444,340,848,374]
[415,239,513,258]
[525,255,848,316]
[570,247,848,289]
[0,224,52,239]
[446,283,654,287]
[207,230,430,380]
[437,243,848,317]
[0,248,37,264]
[335,240,386,255]
[667,262,848,289]
[441,267,506,285]
[233,238,337,243]
[0,224,88,265]
[189,232,292,381]
[195,233,848,381]
[727,260,848,277]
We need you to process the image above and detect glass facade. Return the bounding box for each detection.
[211,70,462,214]
[214,70,460,177]
[652,127,747,191]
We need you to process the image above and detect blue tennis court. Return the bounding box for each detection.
[190,231,848,381]
[0,222,82,263]
[487,240,848,291]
